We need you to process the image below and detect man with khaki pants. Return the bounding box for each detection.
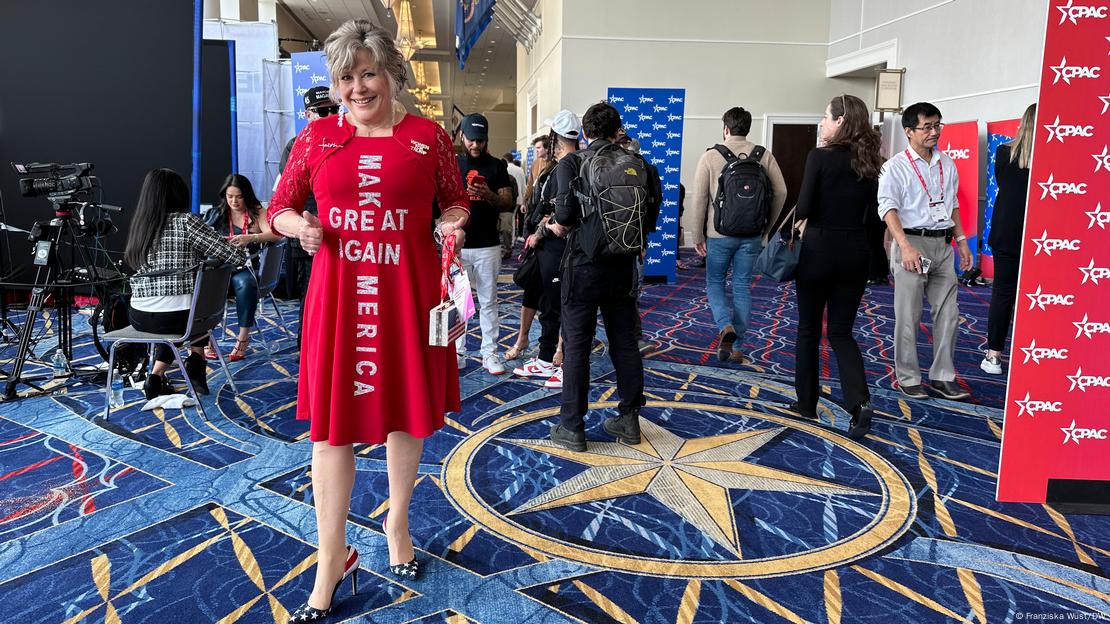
[878,102,973,401]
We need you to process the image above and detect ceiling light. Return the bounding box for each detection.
[394,0,423,61]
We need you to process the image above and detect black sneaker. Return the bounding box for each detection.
[550,424,586,452]
[929,380,971,401]
[899,384,929,399]
[602,409,642,445]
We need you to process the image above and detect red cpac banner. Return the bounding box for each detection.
[996,0,1110,503]
[940,121,979,268]
[981,119,1022,278]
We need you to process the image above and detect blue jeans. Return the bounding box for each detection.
[231,269,259,329]
[705,235,763,342]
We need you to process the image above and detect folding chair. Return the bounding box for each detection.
[251,239,288,351]
[102,263,240,421]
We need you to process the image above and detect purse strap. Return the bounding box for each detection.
[440,234,459,301]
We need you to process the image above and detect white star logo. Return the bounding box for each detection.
[1074,313,1092,338]
[1061,419,1082,444]
[1094,145,1110,172]
[1038,173,1058,199]
[1079,258,1102,284]
[1100,93,1110,115]
[1058,0,1075,24]
[1030,230,1053,256]
[1021,339,1042,364]
[297,111,306,120]
[295,86,308,96]
[1068,367,1085,392]
[1049,57,1071,84]
[1043,116,1065,143]
[1087,202,1107,228]
[1014,392,1036,417]
[1026,284,1045,310]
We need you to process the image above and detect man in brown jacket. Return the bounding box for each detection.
[683,106,787,362]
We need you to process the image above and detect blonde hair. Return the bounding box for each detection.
[1008,103,1036,169]
[323,19,408,104]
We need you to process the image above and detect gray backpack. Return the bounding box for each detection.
[572,143,650,258]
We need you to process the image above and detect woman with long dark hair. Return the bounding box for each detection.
[126,169,247,398]
[981,103,1036,375]
[790,94,884,439]
[204,174,281,361]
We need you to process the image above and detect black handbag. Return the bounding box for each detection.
[753,206,802,282]
[512,247,541,290]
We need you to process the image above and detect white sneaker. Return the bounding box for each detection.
[544,367,563,389]
[513,358,557,378]
[980,354,1002,375]
[483,355,507,375]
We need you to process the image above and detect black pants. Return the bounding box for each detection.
[987,251,1020,352]
[128,307,208,364]
[536,239,565,362]
[794,228,870,414]
[559,256,645,433]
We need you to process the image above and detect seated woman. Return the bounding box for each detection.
[126,169,248,399]
[203,174,281,361]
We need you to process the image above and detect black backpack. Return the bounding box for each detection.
[572,143,651,259]
[711,144,771,237]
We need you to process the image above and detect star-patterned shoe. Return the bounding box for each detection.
[382,517,421,581]
[289,546,359,622]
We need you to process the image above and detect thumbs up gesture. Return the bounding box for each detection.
[298,211,324,255]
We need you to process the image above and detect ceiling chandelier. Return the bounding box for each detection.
[394,0,422,61]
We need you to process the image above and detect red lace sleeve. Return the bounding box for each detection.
[268,121,318,236]
[434,125,470,215]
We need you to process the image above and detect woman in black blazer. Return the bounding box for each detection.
[791,94,884,439]
[982,103,1036,375]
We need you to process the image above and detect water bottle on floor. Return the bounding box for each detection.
[51,350,68,378]
[110,375,125,408]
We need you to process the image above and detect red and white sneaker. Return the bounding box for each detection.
[513,358,557,378]
[544,367,563,389]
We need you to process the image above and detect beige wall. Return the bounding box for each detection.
[483,110,518,158]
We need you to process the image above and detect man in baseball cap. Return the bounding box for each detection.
[545,110,581,140]
[459,113,490,141]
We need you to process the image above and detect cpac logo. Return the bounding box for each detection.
[1079,259,1110,284]
[668,114,682,122]
[639,114,653,122]
[654,105,667,113]
[1101,92,1110,115]
[661,248,676,257]
[648,241,662,249]
[295,86,309,96]
[1043,116,1095,143]
[663,200,678,208]
[625,105,639,112]
[942,143,970,160]
[1025,285,1075,311]
[667,132,682,139]
[1092,145,1110,172]
[610,96,625,103]
[662,232,676,240]
[1073,313,1110,339]
[639,95,654,104]
[1038,173,1087,200]
[1030,229,1081,256]
[1060,419,1108,445]
[668,95,683,104]
[666,149,680,156]
[625,123,638,131]
[1013,392,1063,417]
[1020,338,1069,364]
[653,122,667,130]
[294,63,310,73]
[650,158,665,166]
[665,166,680,174]
[1086,202,1110,229]
[661,216,677,224]
[1049,57,1101,84]
[1057,0,1108,25]
[1067,367,1110,392]
[646,257,662,265]
[311,74,327,83]
[651,140,666,148]
[663,182,678,190]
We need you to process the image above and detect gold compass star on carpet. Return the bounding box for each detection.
[502,419,876,556]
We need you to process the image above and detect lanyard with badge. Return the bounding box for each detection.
[904,149,949,222]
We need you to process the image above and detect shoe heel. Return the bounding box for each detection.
[351,568,358,595]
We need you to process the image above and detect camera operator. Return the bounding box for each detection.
[125,169,246,399]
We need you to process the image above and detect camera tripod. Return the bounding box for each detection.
[3,206,106,399]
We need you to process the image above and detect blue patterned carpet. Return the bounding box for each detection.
[0,252,1106,623]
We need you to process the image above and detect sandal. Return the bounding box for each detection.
[228,337,250,362]
[203,344,219,361]
[504,340,529,361]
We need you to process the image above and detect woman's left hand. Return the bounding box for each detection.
[439,218,466,249]
[229,234,254,247]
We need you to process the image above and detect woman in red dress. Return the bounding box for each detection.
[268,19,468,622]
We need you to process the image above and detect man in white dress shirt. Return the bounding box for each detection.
[878,102,974,401]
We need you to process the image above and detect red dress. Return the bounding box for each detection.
[268,113,470,445]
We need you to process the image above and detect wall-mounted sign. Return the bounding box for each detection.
[875,68,906,112]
